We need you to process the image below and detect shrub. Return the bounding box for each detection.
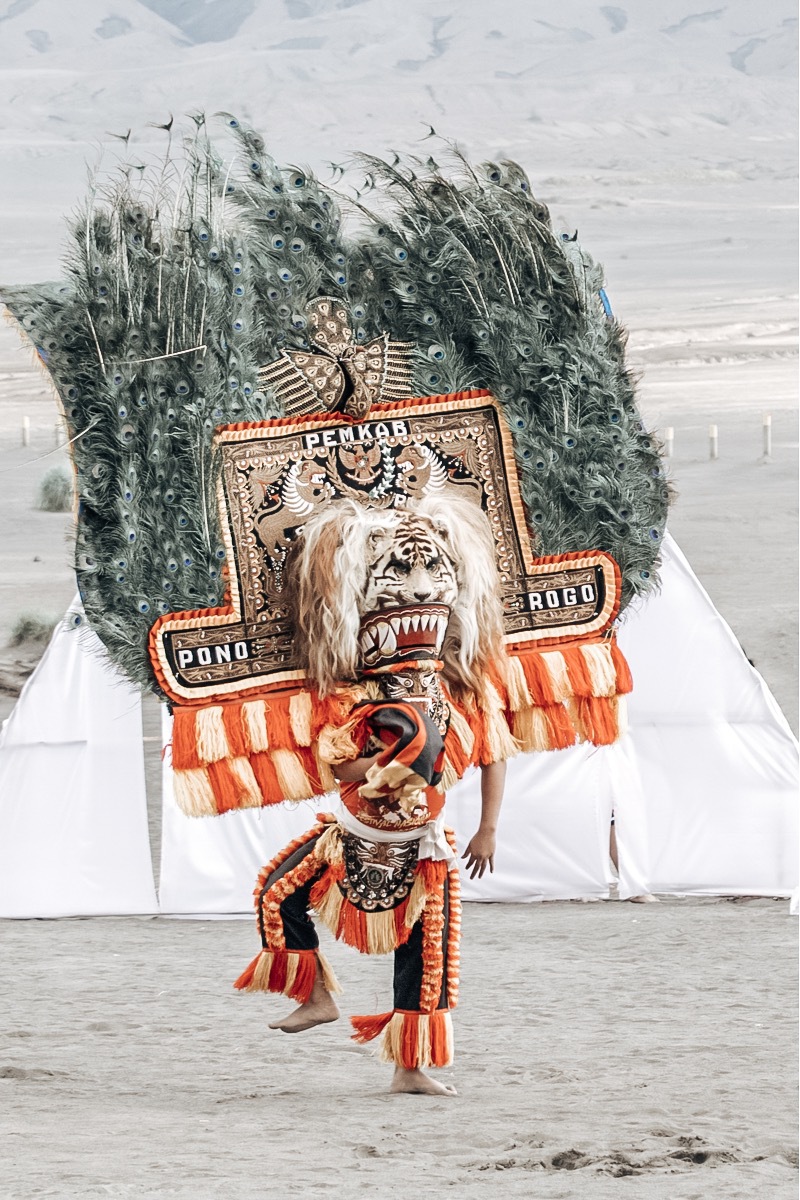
[36,465,73,512]
[9,613,58,647]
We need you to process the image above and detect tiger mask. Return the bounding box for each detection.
[289,494,506,697]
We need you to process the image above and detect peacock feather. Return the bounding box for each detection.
[1,118,668,693]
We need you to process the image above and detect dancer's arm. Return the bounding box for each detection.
[462,760,507,879]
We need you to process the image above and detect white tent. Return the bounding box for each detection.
[1,536,797,917]
[0,605,157,917]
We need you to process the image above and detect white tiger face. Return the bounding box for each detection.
[361,513,459,614]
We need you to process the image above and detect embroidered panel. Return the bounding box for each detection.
[150,390,621,701]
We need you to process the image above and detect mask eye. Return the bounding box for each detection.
[426,556,442,573]
[388,556,412,576]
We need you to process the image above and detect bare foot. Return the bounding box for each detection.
[269,978,340,1033]
[389,1067,457,1096]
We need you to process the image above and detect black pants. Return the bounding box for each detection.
[257,834,449,1012]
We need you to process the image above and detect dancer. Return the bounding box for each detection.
[1,117,669,1093]
[233,497,508,1094]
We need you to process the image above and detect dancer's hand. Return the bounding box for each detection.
[462,829,496,878]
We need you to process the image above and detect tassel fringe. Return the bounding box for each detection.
[169,636,633,816]
[233,948,319,1003]
[370,1009,454,1069]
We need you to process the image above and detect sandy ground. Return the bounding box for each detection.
[0,900,796,1199]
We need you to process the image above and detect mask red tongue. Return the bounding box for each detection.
[358,602,451,670]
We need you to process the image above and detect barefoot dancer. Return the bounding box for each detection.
[235,497,508,1095]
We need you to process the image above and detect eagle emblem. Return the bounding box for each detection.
[258,297,414,420]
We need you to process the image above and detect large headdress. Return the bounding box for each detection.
[1,116,668,815]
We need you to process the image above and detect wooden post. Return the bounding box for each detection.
[708,423,718,461]
[761,413,772,463]
[22,416,30,447]
[664,426,674,458]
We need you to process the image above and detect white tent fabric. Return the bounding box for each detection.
[0,538,795,916]
[156,535,798,909]
[0,603,157,917]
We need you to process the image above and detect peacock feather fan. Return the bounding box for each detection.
[1,119,668,694]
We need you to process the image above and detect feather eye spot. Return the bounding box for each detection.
[234,284,245,297]
[279,269,292,282]
[123,488,133,502]
[427,345,445,362]
[167,559,178,572]
[266,287,280,301]
[232,319,244,332]
[394,247,408,262]
[289,172,305,188]
[290,239,305,253]
[383,297,395,310]
[425,271,441,284]
[137,600,149,613]
[271,236,285,250]
[197,229,209,242]
[115,572,125,583]
[335,273,346,286]
[291,314,306,329]
[425,372,440,388]
[178,516,189,529]
[521,448,532,459]
[535,458,547,470]
[163,580,173,593]
[649,528,661,541]
[563,435,577,449]
[208,247,221,261]
[225,183,236,195]
[127,530,137,543]
[243,382,253,396]
[352,305,366,320]
[229,378,239,391]
[640,569,651,580]
[475,328,490,342]
[266,208,278,220]
[250,161,261,174]
[228,117,239,127]
[512,416,525,430]
[175,381,190,395]
[183,554,192,565]
[532,510,545,523]
[120,424,135,443]
[164,489,175,503]
[215,547,226,560]
[609,411,621,423]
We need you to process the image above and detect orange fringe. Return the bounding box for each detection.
[350,1011,394,1043]
[419,860,448,1012]
[249,751,284,804]
[233,948,317,1003]
[206,758,249,813]
[221,704,250,758]
[258,837,325,950]
[171,707,201,770]
[264,697,299,751]
[445,829,461,1010]
[375,1009,454,1068]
